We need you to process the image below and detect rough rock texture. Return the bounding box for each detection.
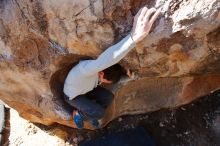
[0,0,219,129]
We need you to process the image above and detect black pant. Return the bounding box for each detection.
[64,86,113,120]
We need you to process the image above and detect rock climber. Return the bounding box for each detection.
[63,6,161,129]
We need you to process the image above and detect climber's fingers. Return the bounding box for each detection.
[126,69,134,79]
[126,69,132,78]
[149,8,161,25]
[145,8,156,22]
[139,7,148,21]
[134,7,143,21]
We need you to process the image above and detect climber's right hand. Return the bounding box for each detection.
[131,6,161,43]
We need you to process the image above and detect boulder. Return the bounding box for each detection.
[0,0,219,129]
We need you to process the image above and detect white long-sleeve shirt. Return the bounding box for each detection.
[63,34,136,100]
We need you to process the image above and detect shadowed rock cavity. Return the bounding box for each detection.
[49,54,126,116]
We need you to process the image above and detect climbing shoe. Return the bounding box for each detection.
[90,119,100,129]
[73,111,84,129]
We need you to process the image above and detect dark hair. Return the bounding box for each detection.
[103,64,126,83]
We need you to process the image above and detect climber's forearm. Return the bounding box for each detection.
[79,34,136,76]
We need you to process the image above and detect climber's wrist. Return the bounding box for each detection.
[130,32,137,43]
[130,32,147,44]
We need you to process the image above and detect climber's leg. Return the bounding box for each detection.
[64,86,113,128]
[86,86,114,109]
[84,86,114,128]
[64,94,105,120]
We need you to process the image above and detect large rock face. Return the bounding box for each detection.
[0,0,219,129]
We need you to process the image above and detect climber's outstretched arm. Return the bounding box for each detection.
[79,7,161,76]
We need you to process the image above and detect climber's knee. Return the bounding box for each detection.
[86,106,105,120]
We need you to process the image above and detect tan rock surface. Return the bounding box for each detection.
[0,0,219,129]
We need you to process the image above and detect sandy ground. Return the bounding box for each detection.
[2,109,74,146]
[1,89,220,146]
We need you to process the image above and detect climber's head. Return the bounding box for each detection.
[98,64,125,84]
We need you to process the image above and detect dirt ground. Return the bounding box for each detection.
[1,90,220,146]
